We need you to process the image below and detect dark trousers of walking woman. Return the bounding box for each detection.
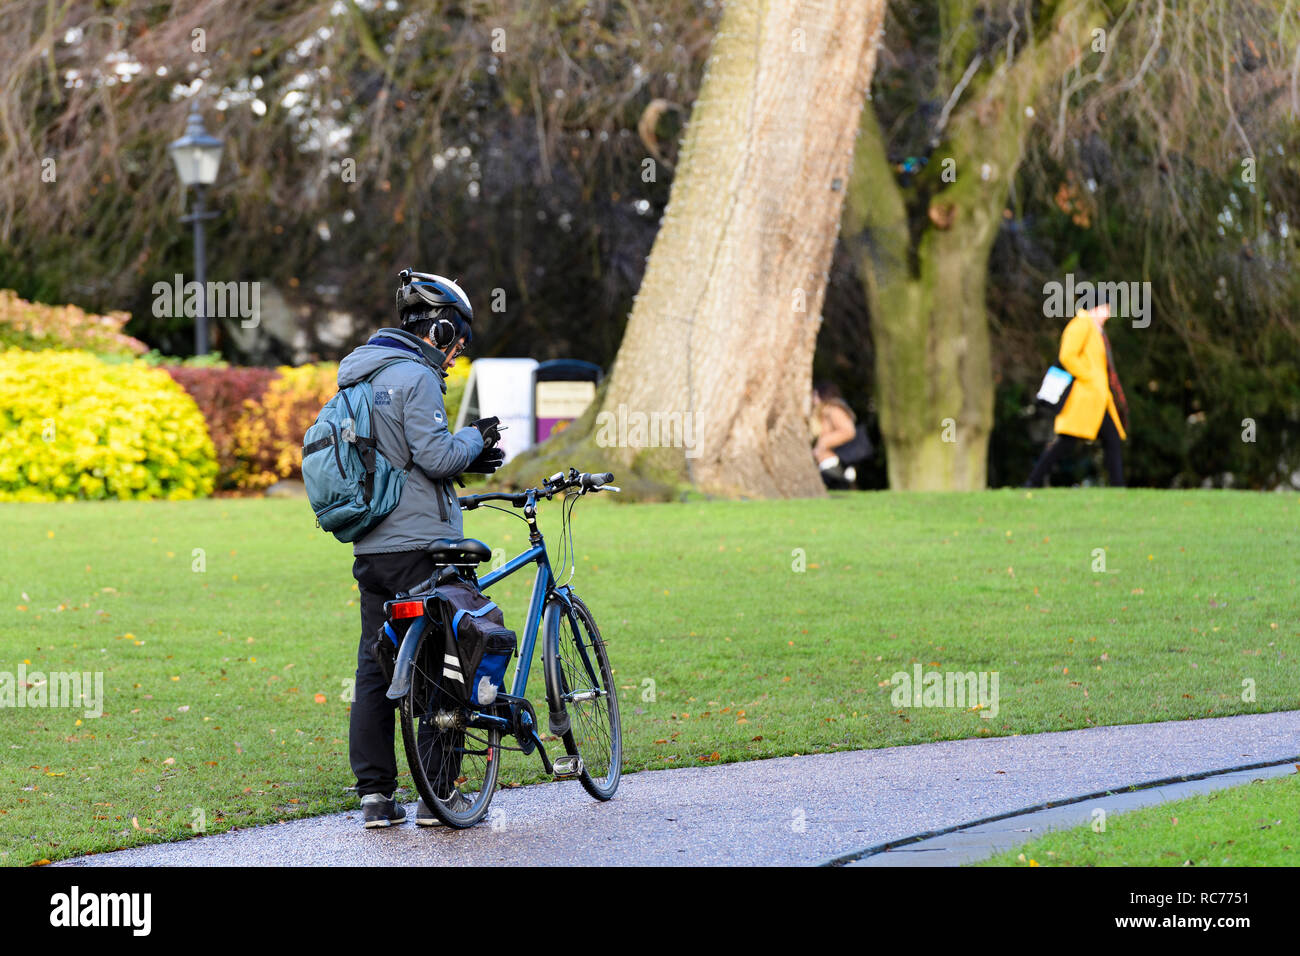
[1025,414,1125,487]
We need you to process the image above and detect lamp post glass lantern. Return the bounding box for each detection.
[168,104,223,355]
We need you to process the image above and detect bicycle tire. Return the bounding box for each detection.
[398,617,501,828]
[543,592,622,801]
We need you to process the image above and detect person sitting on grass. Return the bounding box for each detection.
[811,381,869,488]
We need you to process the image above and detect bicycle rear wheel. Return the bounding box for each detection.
[544,593,622,800]
[398,618,500,828]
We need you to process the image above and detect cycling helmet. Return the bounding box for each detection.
[395,268,473,349]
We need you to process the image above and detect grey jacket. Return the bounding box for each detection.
[336,327,484,555]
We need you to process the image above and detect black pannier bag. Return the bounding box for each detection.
[430,578,518,707]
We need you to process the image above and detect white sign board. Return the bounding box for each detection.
[454,358,539,463]
[535,379,596,419]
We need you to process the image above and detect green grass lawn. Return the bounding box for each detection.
[1,489,1296,865]
[980,769,1300,866]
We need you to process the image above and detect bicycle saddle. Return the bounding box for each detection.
[426,537,491,566]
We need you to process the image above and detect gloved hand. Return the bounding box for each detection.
[463,446,505,474]
[470,416,502,447]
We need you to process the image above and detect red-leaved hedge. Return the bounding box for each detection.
[164,366,278,490]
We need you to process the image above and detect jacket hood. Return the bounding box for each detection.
[337,327,449,390]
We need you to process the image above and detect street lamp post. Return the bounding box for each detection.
[167,104,223,356]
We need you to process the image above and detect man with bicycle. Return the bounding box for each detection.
[338,269,503,828]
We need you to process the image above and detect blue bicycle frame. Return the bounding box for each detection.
[383,491,581,752]
[381,470,619,814]
[477,540,560,701]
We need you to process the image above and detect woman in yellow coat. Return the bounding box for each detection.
[1024,299,1129,487]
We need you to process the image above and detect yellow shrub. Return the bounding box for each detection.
[0,349,217,500]
[229,362,338,489]
[443,355,471,426]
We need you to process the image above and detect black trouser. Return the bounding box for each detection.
[1026,414,1125,487]
[351,549,439,798]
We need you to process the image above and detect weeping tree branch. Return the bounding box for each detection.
[343,0,387,69]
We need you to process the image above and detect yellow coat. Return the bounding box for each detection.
[1054,311,1127,441]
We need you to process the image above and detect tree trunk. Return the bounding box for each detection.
[867,230,998,491]
[500,0,887,499]
[845,110,1002,490]
[842,1,1096,490]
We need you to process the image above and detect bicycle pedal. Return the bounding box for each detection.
[552,755,584,779]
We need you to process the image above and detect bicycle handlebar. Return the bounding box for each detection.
[457,491,528,511]
[458,468,617,511]
[548,470,613,491]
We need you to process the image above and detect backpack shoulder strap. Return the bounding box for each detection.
[358,357,420,475]
[340,357,420,502]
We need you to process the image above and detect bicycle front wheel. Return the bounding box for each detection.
[398,619,500,828]
[543,593,622,800]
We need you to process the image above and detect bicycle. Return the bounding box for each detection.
[379,467,623,828]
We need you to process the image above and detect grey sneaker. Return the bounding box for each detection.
[415,792,470,827]
[361,792,407,828]
[415,798,442,827]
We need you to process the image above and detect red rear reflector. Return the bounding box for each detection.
[391,601,424,619]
